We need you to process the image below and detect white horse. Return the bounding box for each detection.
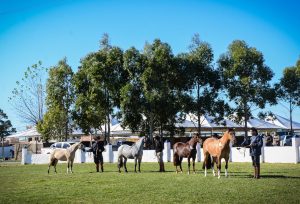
[48,142,85,174]
[117,137,145,173]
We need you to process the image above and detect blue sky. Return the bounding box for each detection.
[0,0,299,131]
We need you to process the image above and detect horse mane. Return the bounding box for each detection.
[68,142,81,153]
[134,137,145,150]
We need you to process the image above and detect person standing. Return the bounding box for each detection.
[154,135,165,172]
[242,127,263,179]
[88,136,106,172]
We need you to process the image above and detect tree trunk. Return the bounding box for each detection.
[290,97,293,135]
[1,136,4,161]
[197,83,202,136]
[244,102,248,140]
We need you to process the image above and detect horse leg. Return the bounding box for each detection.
[138,156,142,172]
[179,157,183,173]
[71,160,74,173]
[67,160,70,174]
[124,157,128,173]
[217,157,221,179]
[225,157,229,177]
[134,157,137,173]
[203,153,207,177]
[192,156,196,174]
[54,160,58,174]
[212,157,216,177]
[187,157,191,175]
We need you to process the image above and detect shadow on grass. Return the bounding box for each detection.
[230,174,300,179]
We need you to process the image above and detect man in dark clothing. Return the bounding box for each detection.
[242,127,263,179]
[88,136,106,172]
[154,135,165,172]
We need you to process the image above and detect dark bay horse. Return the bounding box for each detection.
[173,134,201,174]
[117,137,144,173]
[48,142,85,174]
[202,128,236,178]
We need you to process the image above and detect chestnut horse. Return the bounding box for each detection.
[48,142,85,174]
[202,128,236,178]
[173,134,201,174]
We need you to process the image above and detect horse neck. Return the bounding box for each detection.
[219,133,231,147]
[69,143,80,154]
[188,138,197,148]
[135,138,144,151]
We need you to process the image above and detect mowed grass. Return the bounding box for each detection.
[0,162,300,204]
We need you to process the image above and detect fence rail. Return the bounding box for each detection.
[21,138,300,165]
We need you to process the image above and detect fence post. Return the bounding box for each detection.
[196,143,201,162]
[106,144,113,163]
[229,143,232,162]
[261,137,265,163]
[75,149,84,163]
[164,141,171,162]
[21,148,27,165]
[292,137,300,164]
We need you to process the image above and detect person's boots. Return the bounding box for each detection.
[159,163,162,172]
[253,167,257,178]
[257,166,260,179]
[96,163,100,172]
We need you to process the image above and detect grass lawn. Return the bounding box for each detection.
[0,161,299,204]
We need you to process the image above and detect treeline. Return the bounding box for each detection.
[10,34,300,142]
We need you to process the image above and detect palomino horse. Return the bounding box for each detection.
[173,134,201,174]
[202,128,236,178]
[118,137,144,173]
[48,142,85,174]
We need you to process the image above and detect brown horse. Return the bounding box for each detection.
[48,142,85,174]
[173,134,201,174]
[202,128,236,178]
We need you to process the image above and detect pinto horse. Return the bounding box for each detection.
[202,128,236,178]
[48,142,85,174]
[173,134,201,174]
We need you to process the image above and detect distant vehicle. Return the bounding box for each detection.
[41,142,74,154]
[280,135,299,146]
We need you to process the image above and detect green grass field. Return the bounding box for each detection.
[0,162,299,204]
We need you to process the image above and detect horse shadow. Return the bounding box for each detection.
[229,174,300,179]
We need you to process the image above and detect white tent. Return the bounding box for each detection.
[265,114,300,130]
[175,114,242,129]
[243,117,283,130]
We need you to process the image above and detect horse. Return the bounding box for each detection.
[48,142,85,174]
[117,137,144,173]
[173,134,201,174]
[202,128,236,179]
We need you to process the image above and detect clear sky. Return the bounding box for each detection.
[0,0,299,131]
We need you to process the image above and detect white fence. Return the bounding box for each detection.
[21,138,300,165]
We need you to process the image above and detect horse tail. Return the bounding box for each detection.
[202,153,212,169]
[173,153,180,166]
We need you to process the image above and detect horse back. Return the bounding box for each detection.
[173,142,192,158]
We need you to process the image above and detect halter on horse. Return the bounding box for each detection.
[202,128,236,178]
[117,137,145,173]
[48,142,85,174]
[173,134,201,174]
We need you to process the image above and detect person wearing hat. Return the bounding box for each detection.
[88,136,106,172]
[154,135,165,172]
[242,127,263,179]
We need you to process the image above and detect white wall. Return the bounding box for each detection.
[22,139,300,165]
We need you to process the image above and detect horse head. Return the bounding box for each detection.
[227,128,236,144]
